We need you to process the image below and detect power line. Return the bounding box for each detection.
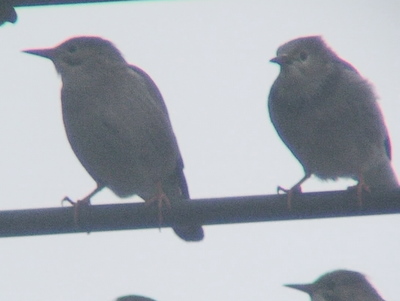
[0,189,399,238]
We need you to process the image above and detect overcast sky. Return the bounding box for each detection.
[1,1,400,301]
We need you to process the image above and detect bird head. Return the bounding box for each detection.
[270,36,334,74]
[285,270,384,301]
[23,36,126,80]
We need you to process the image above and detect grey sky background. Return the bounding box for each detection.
[1,1,400,300]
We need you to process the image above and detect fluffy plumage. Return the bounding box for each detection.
[268,36,398,196]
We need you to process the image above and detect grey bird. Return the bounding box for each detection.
[268,36,398,206]
[0,0,17,26]
[23,36,203,242]
[116,295,156,301]
[285,269,385,301]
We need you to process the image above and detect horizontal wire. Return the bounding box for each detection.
[0,189,399,238]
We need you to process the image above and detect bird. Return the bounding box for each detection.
[268,36,398,208]
[285,269,386,301]
[116,295,156,301]
[23,36,204,242]
[0,0,17,26]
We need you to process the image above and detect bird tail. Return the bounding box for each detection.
[173,225,204,242]
[364,158,399,191]
[166,167,204,242]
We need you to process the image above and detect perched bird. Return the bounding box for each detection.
[268,36,398,206]
[23,36,203,242]
[116,295,156,301]
[0,0,17,26]
[285,269,385,301]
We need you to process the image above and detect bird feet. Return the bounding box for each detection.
[277,185,302,210]
[347,180,370,208]
[62,196,91,230]
[277,174,310,210]
[145,183,172,227]
[60,185,103,230]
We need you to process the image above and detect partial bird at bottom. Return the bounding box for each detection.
[285,269,386,301]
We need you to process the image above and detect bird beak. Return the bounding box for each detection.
[270,55,289,65]
[284,283,314,294]
[23,48,56,59]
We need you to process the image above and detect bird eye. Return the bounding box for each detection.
[325,281,336,291]
[299,51,308,61]
[67,45,78,53]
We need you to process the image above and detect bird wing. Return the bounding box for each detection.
[127,64,186,169]
[129,65,171,117]
[384,136,392,160]
[127,66,203,240]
